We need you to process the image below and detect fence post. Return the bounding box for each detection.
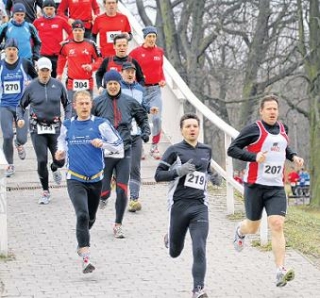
[0,149,8,256]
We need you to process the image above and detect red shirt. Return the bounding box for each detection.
[130,45,165,85]
[57,39,102,90]
[91,13,131,57]
[33,16,72,56]
[57,0,100,28]
[288,171,299,184]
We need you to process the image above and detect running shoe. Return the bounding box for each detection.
[82,254,95,274]
[14,140,26,160]
[38,191,51,205]
[276,267,295,287]
[150,144,161,160]
[113,225,125,239]
[233,224,245,252]
[99,199,108,210]
[128,199,142,212]
[5,164,15,178]
[52,169,62,185]
[192,287,208,298]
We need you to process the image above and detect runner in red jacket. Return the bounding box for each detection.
[92,0,132,57]
[57,0,100,39]
[33,0,72,77]
[56,20,102,112]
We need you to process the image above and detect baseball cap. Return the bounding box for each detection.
[122,62,136,71]
[12,3,26,13]
[37,57,52,70]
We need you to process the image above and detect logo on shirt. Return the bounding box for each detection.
[82,48,89,55]
[154,56,161,61]
[271,142,280,152]
[69,49,76,56]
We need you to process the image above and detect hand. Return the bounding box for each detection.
[55,150,65,161]
[98,87,105,95]
[176,159,196,177]
[82,64,92,72]
[159,80,166,87]
[293,155,304,168]
[256,151,267,163]
[91,138,103,148]
[209,172,222,186]
[68,18,75,26]
[17,120,25,128]
[150,106,159,114]
[140,133,149,143]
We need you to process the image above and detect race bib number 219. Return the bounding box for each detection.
[184,171,206,190]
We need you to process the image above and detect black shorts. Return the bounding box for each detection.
[244,183,287,221]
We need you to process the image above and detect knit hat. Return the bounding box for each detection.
[4,38,19,50]
[142,26,157,38]
[37,57,52,70]
[12,3,26,13]
[104,70,122,84]
[122,62,136,71]
[42,0,56,8]
[72,20,85,30]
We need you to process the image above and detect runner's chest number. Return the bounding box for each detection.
[184,171,206,190]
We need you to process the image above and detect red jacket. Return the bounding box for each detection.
[92,13,131,57]
[130,45,165,85]
[33,16,72,56]
[57,39,102,90]
[57,0,100,29]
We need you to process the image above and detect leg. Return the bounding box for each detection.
[129,136,142,211]
[1,107,15,164]
[87,181,102,229]
[268,215,286,267]
[189,203,209,293]
[168,200,190,258]
[15,109,28,146]
[101,157,117,200]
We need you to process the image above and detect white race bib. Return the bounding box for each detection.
[184,171,206,190]
[106,31,121,43]
[104,148,124,159]
[3,80,21,94]
[262,162,283,180]
[73,79,89,91]
[37,124,56,134]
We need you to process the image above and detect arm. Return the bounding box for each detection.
[154,147,180,182]
[5,0,12,18]
[95,58,109,90]
[60,84,72,119]
[133,59,145,86]
[24,59,38,79]
[29,24,42,61]
[55,123,68,160]
[132,101,150,139]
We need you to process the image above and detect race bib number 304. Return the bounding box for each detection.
[184,171,206,190]
[73,80,89,91]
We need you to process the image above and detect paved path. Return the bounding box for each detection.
[1,138,320,298]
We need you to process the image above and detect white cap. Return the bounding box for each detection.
[37,57,52,70]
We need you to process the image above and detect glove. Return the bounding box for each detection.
[176,159,196,177]
[140,133,149,143]
[209,172,222,186]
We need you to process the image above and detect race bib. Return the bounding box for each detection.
[184,171,206,190]
[106,31,121,43]
[37,124,56,134]
[73,79,89,91]
[3,80,21,94]
[262,163,283,180]
[104,148,124,159]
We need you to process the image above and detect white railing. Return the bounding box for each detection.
[118,2,268,245]
[0,149,8,256]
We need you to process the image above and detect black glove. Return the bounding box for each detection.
[140,133,149,143]
[209,172,222,186]
[176,159,196,177]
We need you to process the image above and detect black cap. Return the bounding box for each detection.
[42,0,56,8]
[4,38,19,50]
[122,62,136,71]
[72,20,85,30]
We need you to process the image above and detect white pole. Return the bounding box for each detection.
[0,149,8,256]
[260,209,268,246]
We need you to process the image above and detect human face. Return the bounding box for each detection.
[106,81,121,96]
[144,33,157,48]
[181,118,199,145]
[121,68,135,83]
[43,6,55,17]
[73,94,92,120]
[114,38,128,57]
[260,100,279,125]
[105,0,117,16]
[72,28,85,42]
[5,47,18,62]
[38,68,51,84]
[13,12,25,24]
